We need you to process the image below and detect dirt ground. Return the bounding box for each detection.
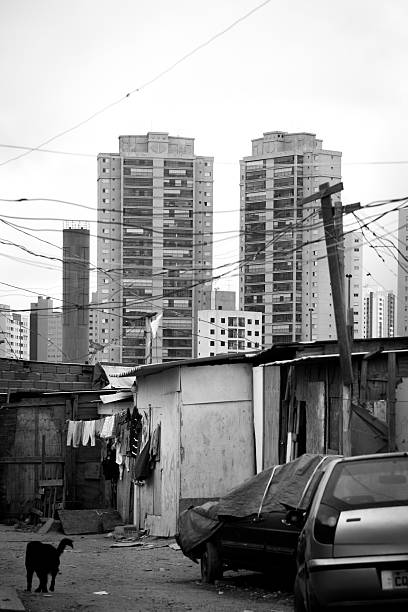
[0,524,294,612]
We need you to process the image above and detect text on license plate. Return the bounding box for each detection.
[381,570,408,590]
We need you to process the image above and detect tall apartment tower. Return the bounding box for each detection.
[239,131,347,346]
[363,286,396,338]
[343,231,364,338]
[0,305,29,359]
[97,132,213,364]
[397,208,408,336]
[30,296,62,362]
[62,222,90,363]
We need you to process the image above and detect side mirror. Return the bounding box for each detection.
[283,509,305,527]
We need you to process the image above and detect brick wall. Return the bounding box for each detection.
[0,358,95,397]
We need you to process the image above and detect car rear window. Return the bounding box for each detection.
[321,456,408,510]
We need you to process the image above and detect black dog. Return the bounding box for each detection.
[25,537,73,593]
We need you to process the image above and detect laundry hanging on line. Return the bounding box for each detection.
[66,410,161,484]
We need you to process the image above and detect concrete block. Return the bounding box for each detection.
[46,382,61,390]
[64,374,79,382]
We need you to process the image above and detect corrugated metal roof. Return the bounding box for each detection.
[263,348,408,367]
[100,364,136,387]
[113,341,408,378]
[115,351,258,378]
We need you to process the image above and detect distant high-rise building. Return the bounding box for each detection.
[96,132,213,364]
[397,208,408,336]
[30,296,62,362]
[239,131,361,346]
[344,231,364,338]
[210,289,236,311]
[0,304,29,359]
[198,289,262,357]
[363,287,396,338]
[62,222,90,363]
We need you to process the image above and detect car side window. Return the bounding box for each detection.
[301,470,324,513]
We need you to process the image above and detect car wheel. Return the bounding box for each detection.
[294,575,307,612]
[294,575,324,612]
[200,540,223,583]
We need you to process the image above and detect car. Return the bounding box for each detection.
[176,454,338,584]
[200,506,301,582]
[293,452,408,611]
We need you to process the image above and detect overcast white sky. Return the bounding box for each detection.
[0,0,407,313]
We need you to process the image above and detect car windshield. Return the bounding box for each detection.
[321,456,408,510]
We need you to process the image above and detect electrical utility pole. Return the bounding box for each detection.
[302,182,359,456]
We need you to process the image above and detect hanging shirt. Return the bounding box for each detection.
[100,415,115,438]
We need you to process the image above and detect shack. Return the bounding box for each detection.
[119,337,408,536]
[123,354,257,537]
[253,336,408,467]
[0,359,128,521]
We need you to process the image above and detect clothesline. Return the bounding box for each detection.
[66,410,127,448]
[66,408,161,485]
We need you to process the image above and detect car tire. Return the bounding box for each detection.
[200,540,223,584]
[294,575,307,612]
[294,575,325,612]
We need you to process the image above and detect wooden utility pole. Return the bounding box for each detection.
[320,183,353,456]
[302,182,354,455]
[387,351,397,451]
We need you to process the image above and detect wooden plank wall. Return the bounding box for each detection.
[72,395,105,510]
[0,397,65,517]
[263,365,280,468]
[0,392,104,518]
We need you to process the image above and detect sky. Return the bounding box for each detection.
[0,0,407,314]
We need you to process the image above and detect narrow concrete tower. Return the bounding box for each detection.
[62,222,90,363]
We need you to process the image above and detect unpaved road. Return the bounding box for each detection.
[0,525,294,612]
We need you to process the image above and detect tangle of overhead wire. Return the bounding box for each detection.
[1,195,407,321]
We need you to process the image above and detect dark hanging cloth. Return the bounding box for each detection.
[149,423,161,467]
[130,409,143,457]
[102,442,119,481]
[92,362,110,389]
[133,440,152,481]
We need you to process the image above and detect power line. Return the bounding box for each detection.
[0,0,272,169]
[0,195,404,320]
[3,142,408,169]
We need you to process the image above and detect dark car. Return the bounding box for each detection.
[200,506,301,582]
[294,452,408,612]
[177,454,337,583]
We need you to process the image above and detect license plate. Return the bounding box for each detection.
[381,570,408,590]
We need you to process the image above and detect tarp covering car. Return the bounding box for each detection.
[177,453,337,558]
